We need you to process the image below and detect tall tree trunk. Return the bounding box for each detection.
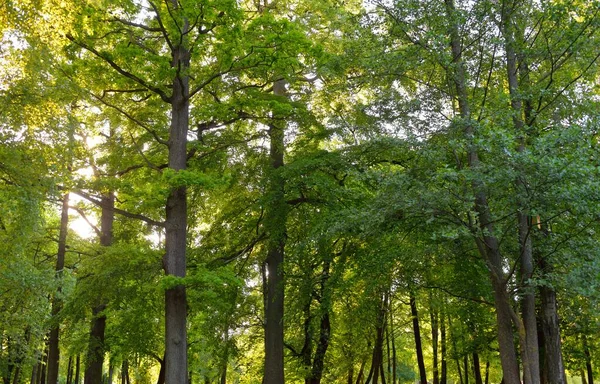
[538,250,566,384]
[499,2,540,381]
[473,352,483,384]
[443,1,521,381]
[390,303,397,384]
[84,305,106,384]
[355,360,365,384]
[107,365,114,384]
[74,356,80,384]
[409,292,427,384]
[164,5,191,384]
[11,367,20,384]
[66,356,73,384]
[47,193,69,384]
[463,355,469,384]
[85,192,114,384]
[440,311,447,384]
[308,260,332,384]
[263,79,288,384]
[120,361,128,384]
[366,294,387,384]
[584,337,594,384]
[30,359,38,384]
[539,279,566,384]
[430,292,439,384]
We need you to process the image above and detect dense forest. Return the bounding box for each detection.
[1,0,599,383]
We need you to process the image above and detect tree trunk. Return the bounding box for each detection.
[30,359,38,384]
[430,293,439,384]
[67,356,73,384]
[163,6,191,384]
[84,304,106,384]
[443,0,521,381]
[263,79,288,384]
[473,352,483,384]
[74,356,80,384]
[584,337,594,384]
[85,192,114,384]
[11,367,20,384]
[47,193,69,384]
[539,283,566,384]
[390,304,397,384]
[463,355,469,384]
[409,292,427,384]
[120,361,128,384]
[440,311,447,384]
[355,359,365,384]
[107,365,114,384]
[308,260,332,384]
[499,0,540,379]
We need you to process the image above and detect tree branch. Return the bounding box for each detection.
[65,33,171,103]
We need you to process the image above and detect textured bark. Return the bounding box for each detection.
[47,193,69,384]
[463,355,469,384]
[163,6,190,384]
[499,2,540,383]
[307,260,332,384]
[85,193,113,384]
[263,79,288,384]
[539,282,566,383]
[443,0,521,381]
[83,305,106,384]
[409,293,427,384]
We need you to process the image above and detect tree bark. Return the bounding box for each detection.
[263,79,288,384]
[163,5,191,384]
[443,0,521,381]
[85,192,113,384]
[84,305,106,384]
[539,279,566,384]
[440,311,447,384]
[308,260,332,384]
[584,337,594,384]
[409,292,427,384]
[499,2,540,382]
[430,293,439,384]
[473,352,483,384]
[67,356,73,384]
[390,303,397,384]
[74,355,80,384]
[47,193,69,384]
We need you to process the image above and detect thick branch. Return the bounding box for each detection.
[72,189,165,227]
[65,34,172,103]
